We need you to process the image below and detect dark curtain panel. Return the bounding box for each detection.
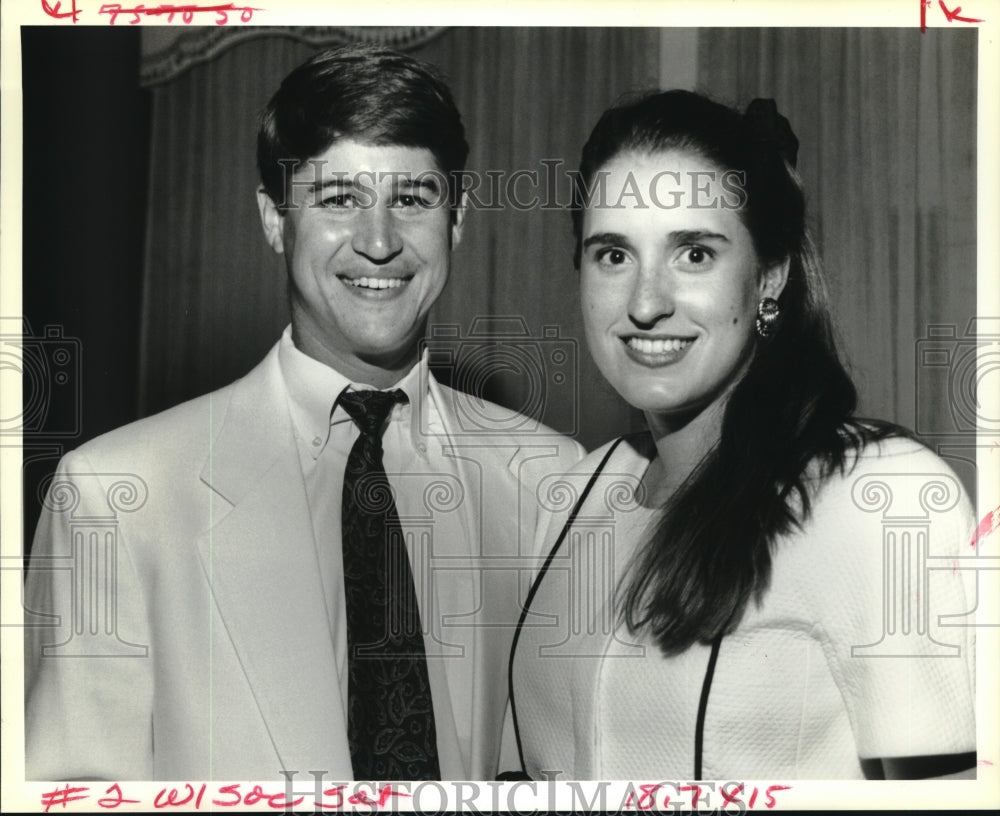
[138,28,660,449]
[20,27,151,553]
[698,28,978,492]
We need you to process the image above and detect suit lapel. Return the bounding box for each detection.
[196,346,352,777]
[424,376,530,776]
[424,376,521,554]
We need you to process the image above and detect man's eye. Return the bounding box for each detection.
[393,193,426,208]
[596,247,629,266]
[321,193,354,208]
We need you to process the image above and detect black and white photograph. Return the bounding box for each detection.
[2,0,998,811]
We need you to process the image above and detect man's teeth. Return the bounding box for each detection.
[345,277,407,289]
[627,337,692,354]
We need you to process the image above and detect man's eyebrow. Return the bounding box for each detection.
[306,175,441,194]
[582,232,631,251]
[393,175,440,193]
[308,176,354,194]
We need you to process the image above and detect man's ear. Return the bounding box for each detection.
[450,191,467,249]
[256,185,285,254]
[758,256,790,300]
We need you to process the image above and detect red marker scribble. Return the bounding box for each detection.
[939,0,984,24]
[99,2,260,25]
[970,506,1000,548]
[921,0,985,31]
[41,0,81,22]
[979,758,995,766]
[40,785,89,812]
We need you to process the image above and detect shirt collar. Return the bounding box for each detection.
[277,325,432,461]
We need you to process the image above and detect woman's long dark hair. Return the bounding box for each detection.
[572,90,899,654]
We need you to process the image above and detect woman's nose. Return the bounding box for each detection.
[628,263,675,328]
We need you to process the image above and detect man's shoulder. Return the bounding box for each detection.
[68,348,279,469]
[67,383,236,470]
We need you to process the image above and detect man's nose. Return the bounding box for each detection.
[628,262,676,328]
[351,205,403,263]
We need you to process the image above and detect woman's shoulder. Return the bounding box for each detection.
[805,428,974,544]
[572,431,655,477]
[833,428,966,487]
[531,433,654,548]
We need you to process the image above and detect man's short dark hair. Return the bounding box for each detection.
[257,43,468,207]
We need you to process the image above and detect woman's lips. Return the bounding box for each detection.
[621,335,695,366]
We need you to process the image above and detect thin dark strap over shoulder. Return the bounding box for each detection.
[694,633,723,780]
[506,436,628,778]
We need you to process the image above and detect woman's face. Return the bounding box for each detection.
[579,149,787,425]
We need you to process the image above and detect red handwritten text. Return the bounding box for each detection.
[213,783,305,809]
[622,782,791,811]
[40,785,90,813]
[97,784,141,809]
[98,3,259,25]
[315,785,411,810]
[41,0,82,22]
[153,783,207,809]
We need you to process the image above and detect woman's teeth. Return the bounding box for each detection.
[627,337,692,354]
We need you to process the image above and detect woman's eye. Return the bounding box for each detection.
[679,246,713,266]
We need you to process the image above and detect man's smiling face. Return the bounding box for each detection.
[258,138,462,385]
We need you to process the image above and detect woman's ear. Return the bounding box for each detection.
[759,256,790,300]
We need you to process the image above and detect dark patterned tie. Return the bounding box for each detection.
[339,389,441,781]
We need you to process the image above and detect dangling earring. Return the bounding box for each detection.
[755,297,780,338]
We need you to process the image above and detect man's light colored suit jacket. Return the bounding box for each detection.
[24,342,584,781]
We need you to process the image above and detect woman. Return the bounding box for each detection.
[508,91,976,781]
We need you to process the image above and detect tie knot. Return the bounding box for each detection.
[339,389,408,438]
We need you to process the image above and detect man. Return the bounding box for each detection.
[24,44,583,782]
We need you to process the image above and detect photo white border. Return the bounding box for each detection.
[2,0,997,811]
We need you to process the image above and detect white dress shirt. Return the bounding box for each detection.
[277,326,469,778]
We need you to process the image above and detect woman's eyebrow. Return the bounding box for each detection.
[668,229,730,244]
